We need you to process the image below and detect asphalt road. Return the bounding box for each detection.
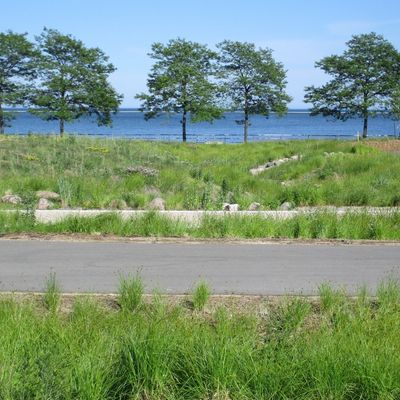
[0,240,399,295]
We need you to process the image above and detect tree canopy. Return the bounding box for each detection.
[304,32,400,138]
[0,31,37,133]
[30,28,122,134]
[217,40,291,143]
[136,38,223,142]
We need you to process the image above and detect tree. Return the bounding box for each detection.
[31,28,122,135]
[304,32,400,138]
[217,40,291,143]
[136,38,223,142]
[0,31,37,134]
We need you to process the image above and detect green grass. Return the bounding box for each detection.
[1,280,400,398]
[1,210,399,240]
[1,135,399,210]
[192,281,211,311]
[118,273,144,312]
[43,272,61,313]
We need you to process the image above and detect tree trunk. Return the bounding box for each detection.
[59,119,65,136]
[244,109,249,143]
[182,110,187,142]
[0,103,4,134]
[362,116,368,139]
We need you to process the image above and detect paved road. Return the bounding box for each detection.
[0,240,399,295]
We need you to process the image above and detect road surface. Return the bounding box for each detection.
[0,240,399,295]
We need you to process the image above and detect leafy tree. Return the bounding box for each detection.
[304,32,400,138]
[31,28,122,135]
[217,40,291,143]
[136,38,223,142]
[0,31,37,134]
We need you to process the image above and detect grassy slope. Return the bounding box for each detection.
[1,279,400,399]
[1,135,400,210]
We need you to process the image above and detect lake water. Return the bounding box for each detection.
[4,110,400,142]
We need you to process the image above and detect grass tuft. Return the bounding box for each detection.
[118,273,144,312]
[43,272,61,313]
[192,280,211,311]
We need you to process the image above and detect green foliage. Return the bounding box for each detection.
[0,31,37,133]
[192,281,211,311]
[136,38,223,141]
[217,40,292,142]
[30,28,122,134]
[43,272,61,313]
[118,273,144,311]
[1,281,400,398]
[305,32,400,138]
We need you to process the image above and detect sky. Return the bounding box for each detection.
[2,0,400,108]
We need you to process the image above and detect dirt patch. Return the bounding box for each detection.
[366,140,400,153]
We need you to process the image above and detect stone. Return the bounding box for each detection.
[108,199,128,210]
[37,198,53,210]
[248,202,261,211]
[222,203,240,211]
[36,191,60,200]
[126,166,159,177]
[148,197,166,211]
[1,194,21,204]
[279,201,294,211]
[250,155,300,175]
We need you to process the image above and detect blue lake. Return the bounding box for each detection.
[4,110,400,142]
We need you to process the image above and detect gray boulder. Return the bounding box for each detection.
[36,191,60,200]
[223,203,240,211]
[248,202,261,211]
[37,198,53,210]
[279,201,294,211]
[148,197,166,211]
[1,194,21,204]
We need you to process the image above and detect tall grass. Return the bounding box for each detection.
[1,136,399,210]
[0,279,400,398]
[43,272,61,313]
[192,281,211,311]
[1,210,399,240]
[117,273,144,311]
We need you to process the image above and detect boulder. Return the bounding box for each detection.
[222,203,240,211]
[36,191,60,200]
[248,202,261,211]
[37,198,53,210]
[148,197,166,211]
[108,199,128,210]
[279,201,294,211]
[126,166,159,177]
[1,194,21,204]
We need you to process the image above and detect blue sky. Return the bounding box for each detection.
[2,0,399,108]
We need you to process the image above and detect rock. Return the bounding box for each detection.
[126,166,159,177]
[222,203,240,211]
[37,198,53,210]
[108,199,128,210]
[1,194,21,204]
[35,191,60,200]
[248,202,261,211]
[279,201,294,211]
[148,197,165,211]
[250,155,301,175]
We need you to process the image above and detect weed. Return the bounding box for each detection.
[192,280,211,311]
[118,273,144,312]
[43,272,61,313]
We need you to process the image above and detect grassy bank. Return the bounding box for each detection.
[1,277,400,399]
[1,210,400,240]
[1,135,400,210]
